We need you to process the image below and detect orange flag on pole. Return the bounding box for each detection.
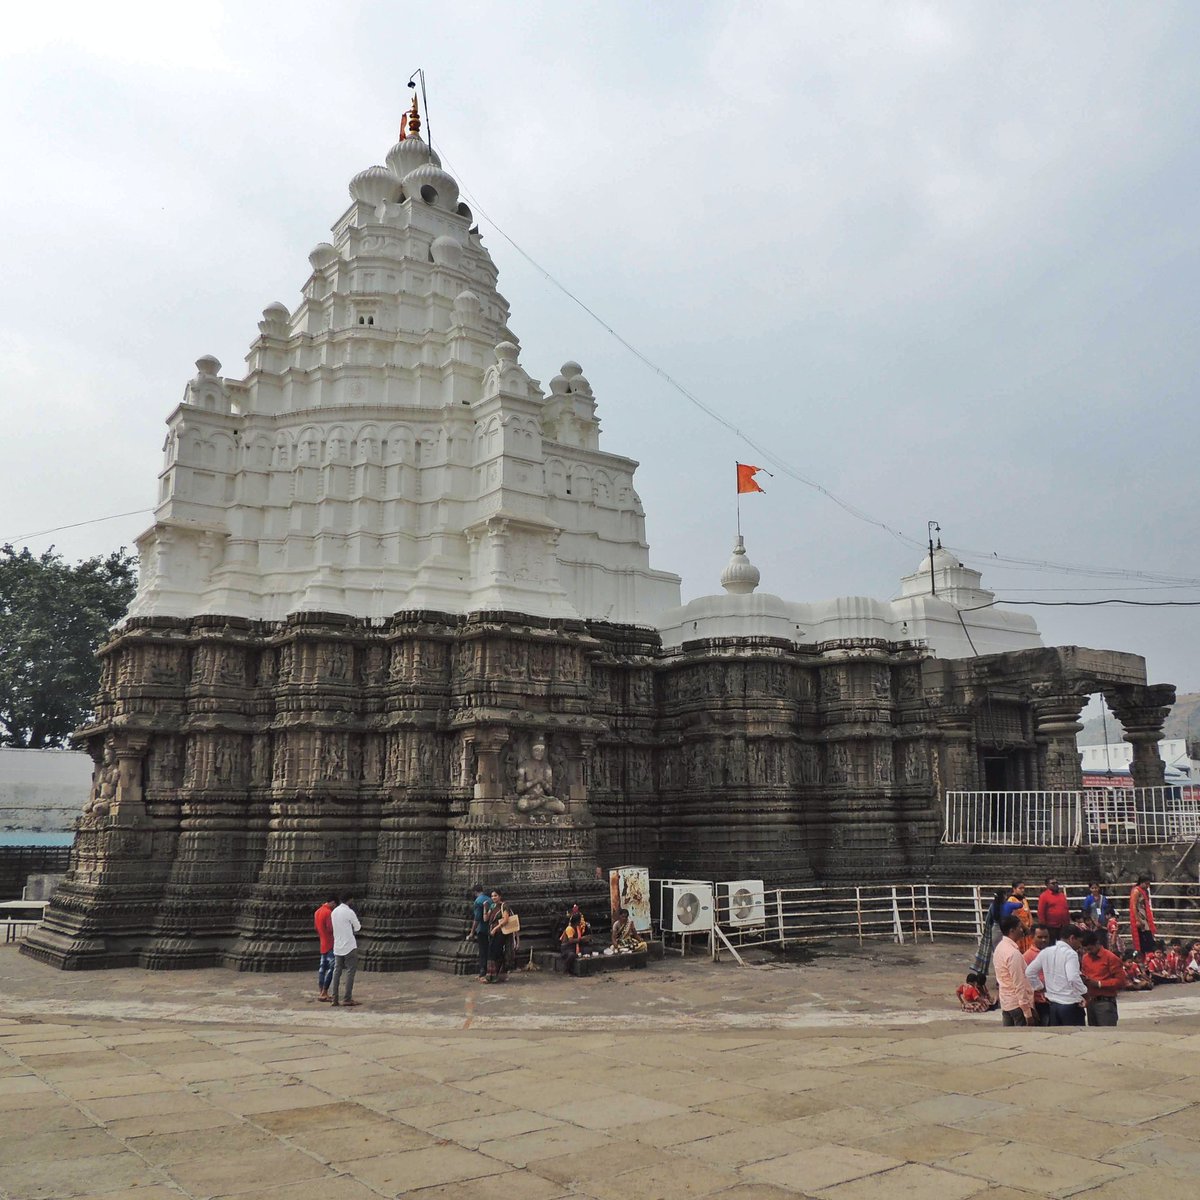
[736,463,766,494]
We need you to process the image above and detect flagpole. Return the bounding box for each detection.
[736,463,742,538]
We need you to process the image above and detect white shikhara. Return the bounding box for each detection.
[129,122,680,626]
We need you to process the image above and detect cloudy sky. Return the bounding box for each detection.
[2,2,1197,696]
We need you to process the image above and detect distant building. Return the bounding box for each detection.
[0,748,89,846]
[1080,739,1197,796]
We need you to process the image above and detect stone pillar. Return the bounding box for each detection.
[1108,684,1175,789]
[111,735,150,826]
[1033,693,1087,792]
[470,728,510,818]
[931,707,976,796]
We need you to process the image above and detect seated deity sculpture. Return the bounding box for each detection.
[515,741,566,815]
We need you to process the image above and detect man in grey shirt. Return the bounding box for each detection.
[1025,924,1087,1026]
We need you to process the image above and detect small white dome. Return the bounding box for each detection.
[549,374,570,396]
[262,301,290,321]
[454,289,481,315]
[308,243,339,271]
[430,235,464,268]
[916,545,963,574]
[386,136,441,179]
[195,354,221,377]
[349,165,401,206]
[561,361,583,378]
[720,536,761,595]
[403,162,460,211]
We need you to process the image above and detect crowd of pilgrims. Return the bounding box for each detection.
[469,885,646,982]
[957,875,1200,1026]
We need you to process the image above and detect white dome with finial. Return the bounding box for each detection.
[720,536,760,594]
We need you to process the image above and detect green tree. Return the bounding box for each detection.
[0,544,138,748]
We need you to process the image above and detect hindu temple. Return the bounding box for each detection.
[24,101,1174,972]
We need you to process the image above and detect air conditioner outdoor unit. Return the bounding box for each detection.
[717,880,766,928]
[663,882,714,933]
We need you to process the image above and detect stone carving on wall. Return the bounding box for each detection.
[821,668,843,702]
[362,644,386,684]
[797,742,820,783]
[84,744,118,817]
[218,650,245,686]
[872,666,891,700]
[827,742,852,784]
[902,741,929,783]
[322,643,350,681]
[514,739,566,817]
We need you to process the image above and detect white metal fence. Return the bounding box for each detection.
[942,787,1200,848]
[689,881,1200,963]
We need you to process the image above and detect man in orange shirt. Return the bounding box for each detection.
[1023,924,1052,1025]
[314,894,337,1002]
[1080,929,1127,1026]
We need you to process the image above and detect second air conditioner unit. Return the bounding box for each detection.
[717,880,766,928]
[663,882,714,933]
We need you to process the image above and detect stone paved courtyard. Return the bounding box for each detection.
[3,940,1200,1199]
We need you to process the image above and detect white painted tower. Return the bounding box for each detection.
[128,100,680,626]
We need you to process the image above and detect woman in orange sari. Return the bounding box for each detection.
[1001,881,1034,953]
[1129,876,1158,957]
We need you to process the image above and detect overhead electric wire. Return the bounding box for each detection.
[436,141,1200,593]
[2,508,153,543]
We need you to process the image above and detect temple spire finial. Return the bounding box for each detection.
[406,93,421,139]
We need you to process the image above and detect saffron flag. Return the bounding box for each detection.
[398,112,408,141]
[736,463,766,494]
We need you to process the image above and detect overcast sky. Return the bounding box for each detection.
[2,2,1197,696]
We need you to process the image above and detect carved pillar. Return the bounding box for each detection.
[1108,684,1175,789]
[1033,693,1087,791]
[470,728,510,818]
[112,735,150,827]
[568,736,595,818]
[931,707,976,796]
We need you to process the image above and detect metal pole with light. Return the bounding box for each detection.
[407,70,430,147]
[927,520,941,596]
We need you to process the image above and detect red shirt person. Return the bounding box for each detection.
[314,897,336,1001]
[1080,930,1127,1026]
[1036,879,1070,931]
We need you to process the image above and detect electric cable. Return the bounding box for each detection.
[435,141,1200,592]
[2,509,153,544]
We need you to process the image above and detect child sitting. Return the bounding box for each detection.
[1122,952,1154,991]
[1184,942,1200,983]
[956,972,996,1013]
[1144,947,1182,983]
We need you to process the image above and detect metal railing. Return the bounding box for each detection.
[943,787,1200,848]
[695,881,1200,963]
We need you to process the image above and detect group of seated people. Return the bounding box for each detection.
[1123,940,1200,988]
[559,903,647,963]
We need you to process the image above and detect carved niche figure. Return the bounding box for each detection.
[258,648,278,686]
[898,667,921,700]
[153,738,182,788]
[148,644,179,683]
[271,739,287,785]
[320,734,347,781]
[321,643,350,681]
[84,744,118,816]
[820,668,842,702]
[797,743,820,783]
[362,736,384,784]
[363,644,386,684]
[529,643,553,679]
[827,743,852,784]
[278,644,294,683]
[903,741,928,783]
[515,740,566,816]
[218,650,245,686]
[872,666,891,700]
[250,735,270,784]
[874,743,894,784]
[213,736,239,786]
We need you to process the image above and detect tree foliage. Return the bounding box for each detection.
[0,544,138,748]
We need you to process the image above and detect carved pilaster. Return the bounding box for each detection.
[1032,691,1087,791]
[1107,683,1176,789]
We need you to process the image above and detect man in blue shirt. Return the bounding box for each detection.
[470,883,490,981]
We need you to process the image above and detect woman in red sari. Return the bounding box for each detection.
[1129,876,1158,957]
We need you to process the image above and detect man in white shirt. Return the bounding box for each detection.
[1025,924,1087,1026]
[330,896,362,1008]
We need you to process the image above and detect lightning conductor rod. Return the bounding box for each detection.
[928,520,941,597]
[408,69,430,147]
